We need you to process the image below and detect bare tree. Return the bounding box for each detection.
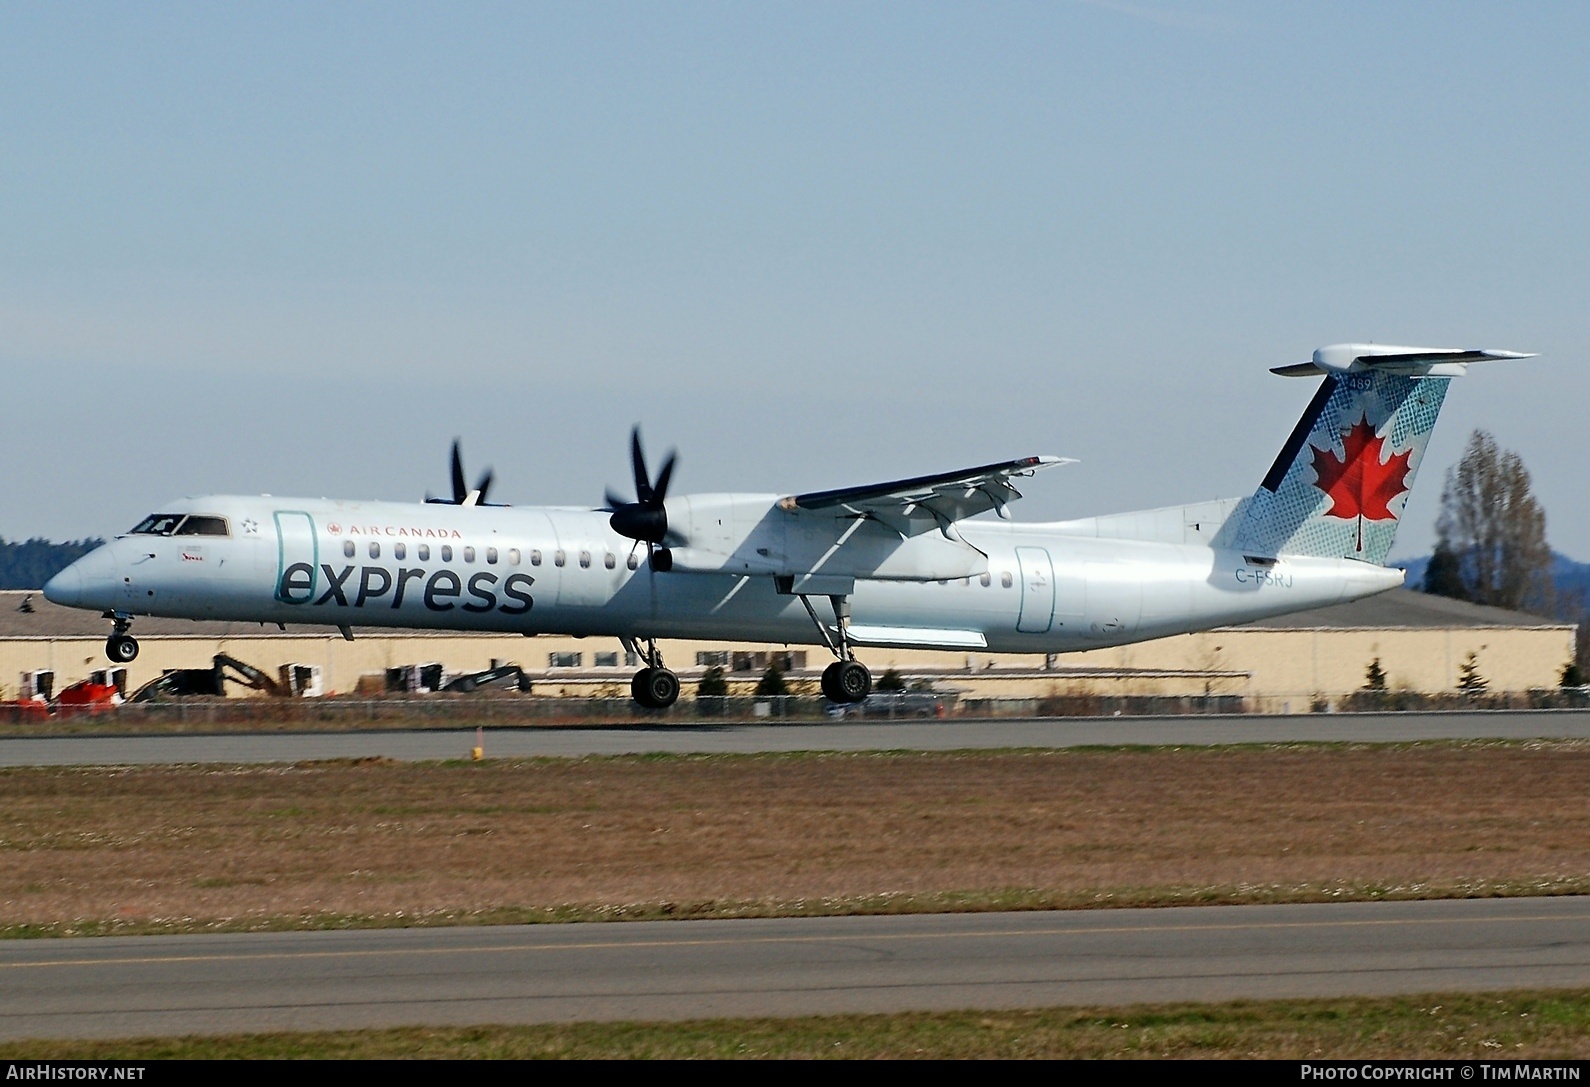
[1434,430,1554,615]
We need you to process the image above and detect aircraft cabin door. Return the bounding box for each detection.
[273,511,319,604]
[1015,547,1056,633]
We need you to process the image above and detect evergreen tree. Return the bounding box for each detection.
[1456,651,1488,693]
[755,665,788,697]
[0,537,105,590]
[876,668,907,692]
[1363,657,1387,691]
[1422,543,1469,601]
[696,666,728,698]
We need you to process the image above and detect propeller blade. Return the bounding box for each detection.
[635,427,659,504]
[474,469,494,507]
[652,451,677,504]
[450,440,467,504]
[603,487,628,512]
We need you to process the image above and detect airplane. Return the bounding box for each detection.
[43,343,1533,708]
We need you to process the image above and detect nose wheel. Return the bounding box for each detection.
[103,614,139,663]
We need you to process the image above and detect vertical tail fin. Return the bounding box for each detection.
[1228,343,1533,565]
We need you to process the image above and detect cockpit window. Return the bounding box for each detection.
[173,516,230,537]
[129,514,185,536]
[130,514,231,537]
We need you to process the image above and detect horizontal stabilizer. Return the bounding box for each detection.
[1272,343,1535,378]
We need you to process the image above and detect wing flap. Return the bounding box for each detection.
[783,455,1071,532]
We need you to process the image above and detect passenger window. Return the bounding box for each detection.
[579,550,591,569]
[173,515,230,537]
[369,542,380,559]
[980,572,991,587]
[604,552,616,570]
[530,549,542,566]
[508,549,520,565]
[343,541,356,559]
[626,551,639,571]
[1001,571,1013,588]
[418,544,430,561]
[394,543,406,561]
[487,547,498,564]
[441,545,453,562]
[554,550,566,567]
[464,546,476,563]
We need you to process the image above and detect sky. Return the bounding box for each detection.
[2,1,1586,560]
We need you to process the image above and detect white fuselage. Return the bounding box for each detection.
[46,493,1404,654]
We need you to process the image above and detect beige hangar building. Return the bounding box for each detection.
[0,588,1575,707]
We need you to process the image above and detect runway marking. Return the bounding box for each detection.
[5,909,1585,971]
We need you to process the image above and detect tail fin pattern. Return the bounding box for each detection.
[1231,372,1450,564]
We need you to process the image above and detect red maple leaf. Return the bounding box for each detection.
[1311,417,1413,523]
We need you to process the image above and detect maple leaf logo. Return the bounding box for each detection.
[1310,417,1414,552]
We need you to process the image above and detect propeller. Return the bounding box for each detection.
[426,440,495,506]
[605,427,676,571]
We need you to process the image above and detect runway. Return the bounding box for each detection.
[2,896,1586,1040]
[2,709,1588,766]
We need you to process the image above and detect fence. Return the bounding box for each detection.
[5,686,1588,729]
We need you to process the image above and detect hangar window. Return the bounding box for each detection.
[604,552,616,570]
[507,548,520,565]
[369,542,380,559]
[418,544,430,561]
[486,547,498,564]
[441,545,453,562]
[129,514,185,536]
[463,546,476,563]
[173,515,230,537]
[548,652,582,668]
[594,652,619,667]
[343,541,356,559]
[579,550,592,568]
[394,543,406,561]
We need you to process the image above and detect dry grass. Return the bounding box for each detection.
[2,742,1588,935]
[6,990,1589,1059]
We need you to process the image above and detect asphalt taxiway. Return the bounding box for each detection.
[2,709,1587,766]
[3,896,1586,1040]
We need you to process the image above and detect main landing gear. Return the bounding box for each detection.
[624,636,680,709]
[801,594,872,705]
[103,613,139,663]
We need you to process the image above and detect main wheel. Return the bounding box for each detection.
[106,634,139,663]
[821,661,846,703]
[644,668,680,709]
[835,660,872,703]
[631,668,657,708]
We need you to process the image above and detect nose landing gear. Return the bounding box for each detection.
[103,613,139,663]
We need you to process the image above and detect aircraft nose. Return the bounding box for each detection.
[44,545,119,610]
[43,564,82,606]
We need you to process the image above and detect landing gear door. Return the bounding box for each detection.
[1015,546,1056,633]
[273,511,319,604]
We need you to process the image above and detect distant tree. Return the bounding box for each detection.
[1421,543,1470,601]
[875,669,907,693]
[755,665,788,697]
[1433,430,1553,614]
[696,666,728,698]
[0,537,105,590]
[1456,651,1488,694]
[1363,657,1388,691]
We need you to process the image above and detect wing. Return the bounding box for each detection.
[779,455,1072,535]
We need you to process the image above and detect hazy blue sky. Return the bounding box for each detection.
[3,2,1586,560]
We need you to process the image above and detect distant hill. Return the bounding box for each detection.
[1391,551,1590,617]
[0,538,105,591]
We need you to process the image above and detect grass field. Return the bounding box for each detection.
[4,990,1587,1059]
[3,741,1587,937]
